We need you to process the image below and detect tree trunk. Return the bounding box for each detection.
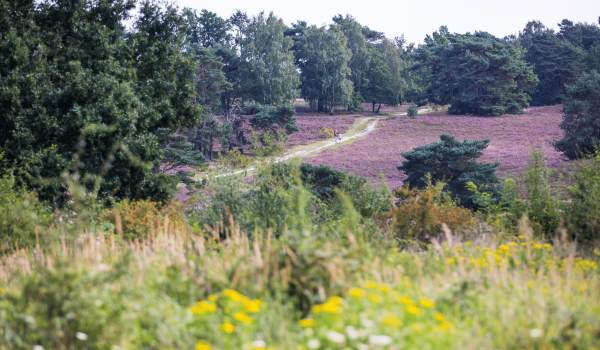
[209,136,213,160]
[377,103,382,113]
[372,102,375,113]
[318,98,324,113]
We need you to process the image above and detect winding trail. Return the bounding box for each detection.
[213,108,430,179]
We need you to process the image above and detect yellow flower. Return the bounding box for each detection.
[406,305,422,315]
[223,289,244,302]
[369,294,381,303]
[208,294,218,302]
[298,319,316,327]
[378,285,389,293]
[499,245,509,251]
[398,296,412,304]
[196,341,211,350]
[349,288,365,298]
[365,281,378,289]
[510,242,518,247]
[190,301,217,314]
[312,304,323,313]
[518,235,525,239]
[434,313,445,321]
[220,322,235,333]
[447,258,455,264]
[322,302,341,313]
[411,323,422,331]
[382,316,401,327]
[234,312,253,324]
[419,298,435,308]
[243,299,261,313]
[520,242,527,246]
[327,296,344,305]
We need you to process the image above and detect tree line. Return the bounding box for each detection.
[1,0,599,206]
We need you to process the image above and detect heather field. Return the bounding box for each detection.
[305,105,566,189]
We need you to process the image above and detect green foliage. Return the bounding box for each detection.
[0,174,50,250]
[296,25,353,113]
[467,178,520,230]
[246,103,299,134]
[155,129,207,175]
[407,103,419,118]
[347,90,364,112]
[525,30,583,106]
[554,70,600,159]
[319,127,334,139]
[187,114,233,161]
[521,148,562,236]
[249,131,286,158]
[187,44,232,114]
[364,47,398,113]
[397,134,500,208]
[415,30,538,116]
[238,12,299,105]
[0,0,200,205]
[220,149,251,169]
[565,153,600,244]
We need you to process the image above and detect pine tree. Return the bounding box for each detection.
[414,31,538,116]
[554,70,600,159]
[397,134,500,207]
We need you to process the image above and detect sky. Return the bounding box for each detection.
[174,0,600,44]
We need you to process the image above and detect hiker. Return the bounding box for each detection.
[334,129,339,144]
[338,133,343,143]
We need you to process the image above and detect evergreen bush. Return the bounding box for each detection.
[397,134,500,208]
[407,103,419,118]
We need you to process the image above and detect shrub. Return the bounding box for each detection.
[564,153,600,244]
[220,149,251,169]
[97,199,186,237]
[0,175,50,250]
[379,175,475,243]
[249,130,286,157]
[319,127,334,140]
[348,90,364,112]
[407,103,419,118]
[554,70,600,159]
[397,134,500,208]
[521,148,562,236]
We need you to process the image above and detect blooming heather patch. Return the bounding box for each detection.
[286,115,360,148]
[304,105,566,189]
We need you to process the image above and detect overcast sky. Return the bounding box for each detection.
[174,0,600,44]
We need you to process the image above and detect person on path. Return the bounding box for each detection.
[334,129,339,144]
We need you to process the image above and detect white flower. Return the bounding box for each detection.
[345,325,359,340]
[24,315,35,324]
[33,346,44,350]
[76,332,88,341]
[360,318,375,328]
[530,329,543,338]
[326,330,345,343]
[357,344,369,350]
[252,340,266,348]
[307,339,320,349]
[369,334,392,345]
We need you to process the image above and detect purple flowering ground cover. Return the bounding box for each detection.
[304,105,567,189]
[286,115,360,148]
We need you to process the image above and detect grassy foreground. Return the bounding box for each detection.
[0,215,598,350]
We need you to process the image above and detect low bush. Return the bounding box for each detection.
[97,199,187,237]
[220,149,251,169]
[319,127,334,140]
[379,175,475,244]
[0,175,51,250]
[407,103,419,118]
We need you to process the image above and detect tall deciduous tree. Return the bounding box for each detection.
[296,25,353,113]
[238,12,298,105]
[0,0,200,205]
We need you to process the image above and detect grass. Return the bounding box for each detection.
[1,214,598,349]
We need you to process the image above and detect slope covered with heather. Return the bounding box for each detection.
[305,105,565,189]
